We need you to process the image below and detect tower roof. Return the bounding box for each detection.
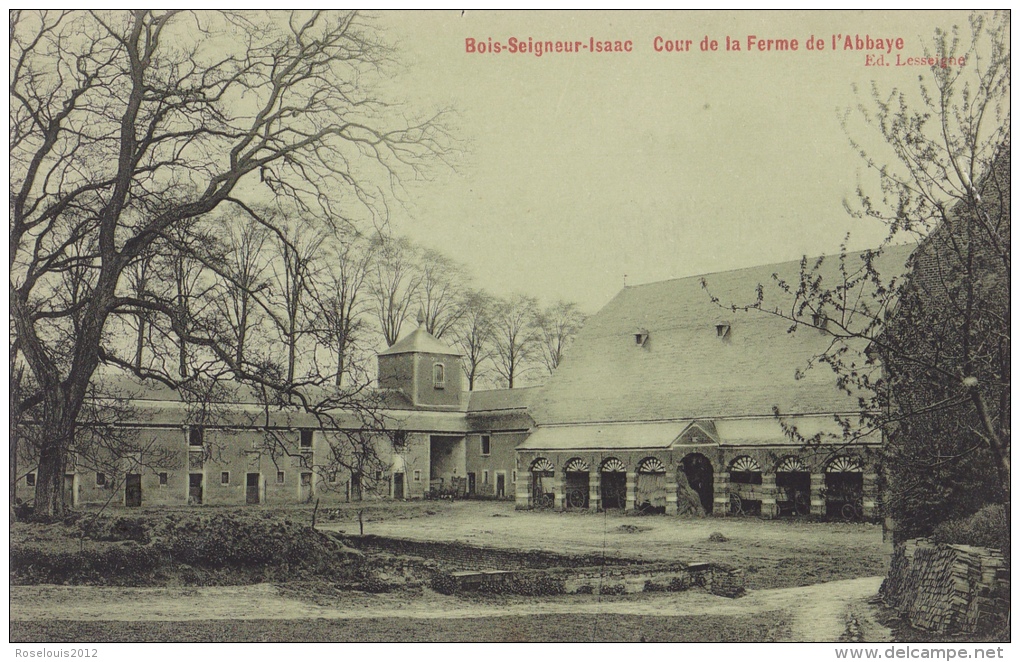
[378,322,463,357]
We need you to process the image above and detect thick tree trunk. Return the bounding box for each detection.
[34,440,69,519]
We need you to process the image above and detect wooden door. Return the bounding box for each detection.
[246,473,260,504]
[125,474,142,507]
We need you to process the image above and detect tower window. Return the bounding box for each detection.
[189,426,204,446]
[300,429,314,448]
[433,362,445,389]
[481,435,491,456]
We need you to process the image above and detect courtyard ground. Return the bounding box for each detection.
[318,499,890,590]
[10,499,892,642]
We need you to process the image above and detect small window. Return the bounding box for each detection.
[413,470,421,482]
[26,473,36,487]
[483,470,489,484]
[277,471,285,484]
[301,472,312,486]
[375,470,383,481]
[433,362,445,389]
[158,472,168,486]
[716,323,731,339]
[221,472,230,485]
[96,472,107,487]
[189,427,204,446]
[480,435,491,456]
[327,471,338,485]
[512,470,517,483]
[300,429,313,448]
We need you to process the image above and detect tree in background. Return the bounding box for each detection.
[416,247,469,340]
[454,289,496,390]
[536,300,587,375]
[491,294,540,389]
[370,235,424,347]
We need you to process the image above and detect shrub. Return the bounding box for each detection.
[708,532,729,543]
[600,583,626,596]
[932,503,1009,557]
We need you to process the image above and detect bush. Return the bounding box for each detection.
[600,583,626,596]
[932,504,1009,557]
[708,532,729,543]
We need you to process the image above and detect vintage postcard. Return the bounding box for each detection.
[9,9,1009,653]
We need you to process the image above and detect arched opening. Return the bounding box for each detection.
[563,457,590,509]
[727,456,762,516]
[824,456,864,520]
[530,457,555,509]
[679,453,714,515]
[775,456,810,516]
[600,457,626,510]
[635,457,668,514]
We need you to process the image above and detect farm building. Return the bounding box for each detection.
[14,248,911,519]
[516,244,914,519]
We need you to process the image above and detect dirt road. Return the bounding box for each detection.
[10,576,889,642]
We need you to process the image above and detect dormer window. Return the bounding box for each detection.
[811,313,828,330]
[433,362,445,389]
[634,329,649,346]
[716,323,731,339]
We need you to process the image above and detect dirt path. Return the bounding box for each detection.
[10,576,889,642]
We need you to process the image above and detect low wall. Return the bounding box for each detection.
[344,534,744,598]
[880,538,1008,635]
[345,534,638,570]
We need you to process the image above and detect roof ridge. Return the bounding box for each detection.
[623,242,918,291]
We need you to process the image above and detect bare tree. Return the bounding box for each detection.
[217,217,271,369]
[416,247,469,339]
[268,223,325,383]
[491,294,540,389]
[10,10,450,517]
[536,300,586,374]
[454,289,496,390]
[311,232,375,387]
[370,234,423,347]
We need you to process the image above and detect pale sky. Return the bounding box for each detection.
[371,10,973,312]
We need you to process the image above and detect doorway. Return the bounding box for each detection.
[245,472,260,505]
[189,473,203,505]
[393,472,405,499]
[125,474,142,507]
[600,472,626,509]
[495,472,506,499]
[680,453,714,514]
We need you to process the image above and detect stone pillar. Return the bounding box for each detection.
[515,472,531,510]
[760,473,777,519]
[862,472,879,519]
[810,473,826,516]
[553,474,564,510]
[589,472,600,511]
[666,473,679,515]
[712,472,729,516]
[625,472,637,511]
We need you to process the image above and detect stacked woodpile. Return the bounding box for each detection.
[880,538,1007,634]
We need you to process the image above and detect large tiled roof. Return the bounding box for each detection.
[529,245,914,425]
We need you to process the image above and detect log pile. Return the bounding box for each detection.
[880,538,1007,635]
